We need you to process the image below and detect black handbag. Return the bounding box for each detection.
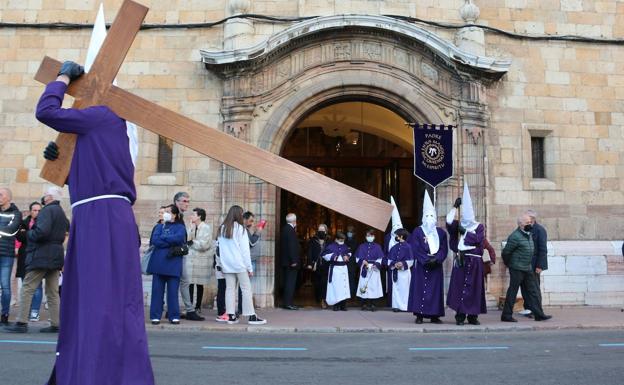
[168,244,189,258]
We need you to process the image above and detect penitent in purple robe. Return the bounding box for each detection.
[407,227,448,317]
[35,81,154,385]
[445,220,487,316]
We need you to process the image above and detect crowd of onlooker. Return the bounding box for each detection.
[143,192,266,325]
[0,186,68,333]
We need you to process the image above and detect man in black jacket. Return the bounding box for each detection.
[5,187,69,333]
[280,213,300,310]
[0,187,22,324]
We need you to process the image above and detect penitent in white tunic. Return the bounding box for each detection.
[390,262,413,311]
[322,253,351,306]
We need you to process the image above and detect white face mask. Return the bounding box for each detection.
[163,212,173,223]
[366,236,375,243]
[336,240,345,245]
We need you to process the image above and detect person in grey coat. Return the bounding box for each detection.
[5,186,69,333]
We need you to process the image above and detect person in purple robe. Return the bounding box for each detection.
[407,191,448,324]
[321,232,352,311]
[445,183,487,326]
[35,61,154,385]
[386,229,413,312]
[354,229,385,311]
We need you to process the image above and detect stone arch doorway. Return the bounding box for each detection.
[202,14,509,307]
[274,98,430,308]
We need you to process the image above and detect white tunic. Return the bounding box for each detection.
[355,259,383,299]
[390,261,413,311]
[322,253,351,306]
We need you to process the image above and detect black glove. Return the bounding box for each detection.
[458,225,466,235]
[187,240,194,247]
[453,197,462,208]
[43,141,59,160]
[57,61,84,81]
[426,258,438,269]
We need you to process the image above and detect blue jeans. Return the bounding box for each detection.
[150,274,180,321]
[20,279,43,316]
[0,256,15,316]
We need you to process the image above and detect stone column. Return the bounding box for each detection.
[224,0,254,51]
[455,0,485,56]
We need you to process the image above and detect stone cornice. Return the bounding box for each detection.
[200,14,511,76]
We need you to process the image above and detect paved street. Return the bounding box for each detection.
[2,329,623,385]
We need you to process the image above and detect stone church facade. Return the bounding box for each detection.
[1,1,623,308]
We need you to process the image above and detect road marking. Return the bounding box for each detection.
[0,339,56,345]
[202,346,307,351]
[599,343,624,347]
[409,346,509,351]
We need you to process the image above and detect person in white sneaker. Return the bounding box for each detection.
[217,205,267,325]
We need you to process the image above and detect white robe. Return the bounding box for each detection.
[390,261,413,311]
[322,253,351,305]
[355,258,383,299]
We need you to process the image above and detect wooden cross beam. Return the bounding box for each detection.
[34,0,393,230]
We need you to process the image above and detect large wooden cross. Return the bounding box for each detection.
[35,0,393,230]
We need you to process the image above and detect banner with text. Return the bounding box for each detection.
[412,124,454,188]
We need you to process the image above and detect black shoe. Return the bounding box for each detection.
[370,304,376,312]
[455,320,464,326]
[283,305,299,310]
[170,319,180,325]
[361,305,368,311]
[415,316,423,324]
[333,305,339,311]
[501,316,518,322]
[226,314,239,324]
[535,315,552,321]
[430,317,443,324]
[248,315,267,325]
[4,322,28,333]
[180,313,186,319]
[185,311,205,321]
[392,308,399,313]
[151,320,160,325]
[467,317,480,326]
[40,325,59,333]
[0,314,8,325]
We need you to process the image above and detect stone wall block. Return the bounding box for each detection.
[542,275,587,293]
[565,255,607,275]
[587,275,624,292]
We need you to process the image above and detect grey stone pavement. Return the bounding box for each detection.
[144,306,624,333]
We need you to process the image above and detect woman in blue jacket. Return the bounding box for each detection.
[148,204,187,325]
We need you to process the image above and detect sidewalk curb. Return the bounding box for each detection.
[144,323,624,334]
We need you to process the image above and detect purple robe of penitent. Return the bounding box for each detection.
[407,227,448,317]
[445,220,487,316]
[35,81,154,385]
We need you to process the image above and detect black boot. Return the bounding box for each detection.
[455,313,466,326]
[4,322,28,333]
[415,315,424,324]
[430,317,443,324]
[467,315,480,325]
[0,314,8,325]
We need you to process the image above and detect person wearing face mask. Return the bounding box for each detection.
[407,191,448,324]
[307,224,329,308]
[354,229,385,311]
[518,209,548,318]
[322,232,352,311]
[147,204,187,325]
[386,229,413,312]
[501,214,552,322]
